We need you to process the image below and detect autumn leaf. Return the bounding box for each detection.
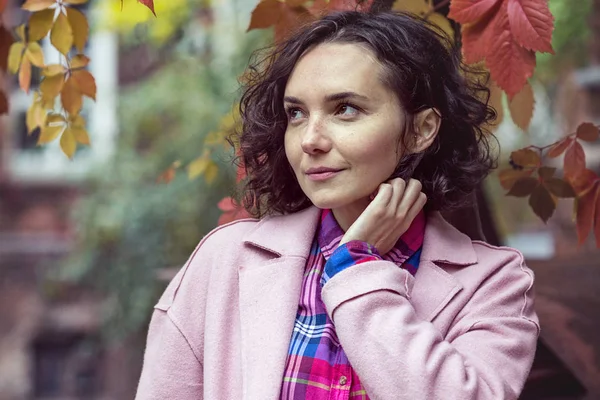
[29,9,55,41]
[510,147,540,168]
[51,12,74,55]
[8,42,25,74]
[564,141,586,179]
[0,0,7,13]
[547,137,573,158]
[19,57,32,92]
[544,178,575,198]
[25,42,45,67]
[568,168,599,197]
[575,184,599,245]
[61,76,83,114]
[528,184,555,223]
[157,161,181,184]
[537,166,555,180]
[217,197,251,225]
[71,69,96,100]
[327,0,374,12]
[70,54,90,69]
[26,92,49,133]
[506,0,554,54]
[138,0,156,16]
[507,176,538,197]
[248,0,312,41]
[22,0,55,12]
[66,7,89,52]
[0,25,14,71]
[576,122,599,142]
[60,126,77,158]
[508,81,534,131]
[448,0,501,23]
[38,114,66,144]
[498,168,532,190]
[40,73,65,100]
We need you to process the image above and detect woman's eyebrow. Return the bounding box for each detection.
[283,92,369,105]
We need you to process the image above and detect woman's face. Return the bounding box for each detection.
[284,42,407,211]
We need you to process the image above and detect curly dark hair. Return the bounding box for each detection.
[234,10,498,217]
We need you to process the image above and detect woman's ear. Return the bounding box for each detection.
[411,108,441,153]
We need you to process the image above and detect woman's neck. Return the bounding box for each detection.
[331,197,371,232]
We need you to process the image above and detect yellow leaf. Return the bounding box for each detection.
[60,126,77,158]
[22,0,55,12]
[50,12,74,55]
[66,8,88,52]
[427,12,454,39]
[26,98,47,134]
[25,42,45,67]
[40,73,65,100]
[72,69,96,100]
[205,161,219,184]
[61,77,82,114]
[188,155,210,179]
[392,0,429,15]
[28,9,55,41]
[38,114,66,144]
[8,42,24,74]
[68,113,85,128]
[70,54,90,69]
[19,58,32,93]
[43,63,67,76]
[71,125,90,145]
[509,82,535,131]
[64,0,88,4]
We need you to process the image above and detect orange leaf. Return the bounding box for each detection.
[547,137,573,158]
[576,184,599,245]
[70,54,90,69]
[528,184,555,223]
[537,166,556,180]
[138,0,156,16]
[50,12,74,55]
[28,9,55,41]
[22,0,55,12]
[510,147,540,168]
[19,57,32,93]
[71,69,96,100]
[506,0,554,54]
[327,0,374,12]
[508,81,535,131]
[248,0,285,31]
[61,76,83,114]
[486,3,536,99]
[0,0,7,13]
[248,0,312,41]
[507,176,538,197]
[564,141,586,179]
[66,8,89,53]
[576,122,599,142]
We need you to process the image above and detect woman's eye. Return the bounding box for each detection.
[337,104,359,117]
[287,108,305,121]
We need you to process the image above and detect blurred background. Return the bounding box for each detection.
[0,0,598,399]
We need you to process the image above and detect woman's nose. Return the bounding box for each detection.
[300,118,332,155]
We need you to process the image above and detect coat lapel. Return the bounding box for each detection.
[238,207,321,400]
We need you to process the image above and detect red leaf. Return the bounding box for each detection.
[564,141,586,180]
[506,0,554,54]
[138,0,156,16]
[595,188,600,248]
[547,137,573,158]
[486,4,536,99]
[528,184,555,223]
[568,168,599,196]
[0,25,14,71]
[327,0,374,12]
[507,176,538,197]
[0,89,8,115]
[460,11,500,64]
[248,0,281,30]
[448,0,501,24]
[248,0,312,41]
[498,168,533,190]
[576,122,600,142]
[576,184,599,245]
[217,197,251,225]
[510,147,540,167]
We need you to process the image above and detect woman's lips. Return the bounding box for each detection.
[305,170,342,181]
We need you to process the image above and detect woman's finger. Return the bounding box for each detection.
[394,179,421,218]
[388,178,406,211]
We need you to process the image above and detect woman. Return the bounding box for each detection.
[136,10,539,400]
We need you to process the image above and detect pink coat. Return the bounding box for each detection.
[136,206,539,400]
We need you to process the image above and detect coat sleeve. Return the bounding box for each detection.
[321,253,539,400]
[135,273,204,399]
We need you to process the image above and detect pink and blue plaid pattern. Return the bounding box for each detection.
[279,209,425,400]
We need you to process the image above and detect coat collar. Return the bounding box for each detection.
[243,206,478,266]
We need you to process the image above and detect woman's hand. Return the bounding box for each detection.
[339,178,427,255]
